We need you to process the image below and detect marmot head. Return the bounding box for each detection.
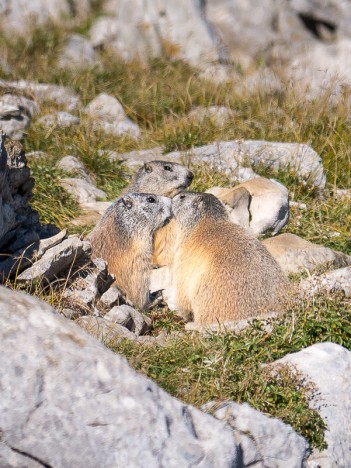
[172,192,228,230]
[106,193,172,237]
[134,161,194,197]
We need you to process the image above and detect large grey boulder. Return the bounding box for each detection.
[262,233,351,274]
[110,140,325,191]
[0,0,92,38]
[274,342,351,467]
[0,285,239,467]
[166,140,326,192]
[90,0,221,67]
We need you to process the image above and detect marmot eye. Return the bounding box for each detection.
[147,196,156,203]
[164,165,172,171]
[179,194,186,200]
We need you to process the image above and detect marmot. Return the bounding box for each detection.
[170,192,290,324]
[89,193,172,309]
[120,160,194,267]
[122,160,194,198]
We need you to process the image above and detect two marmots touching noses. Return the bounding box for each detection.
[89,160,289,325]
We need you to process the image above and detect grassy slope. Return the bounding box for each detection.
[2,13,351,449]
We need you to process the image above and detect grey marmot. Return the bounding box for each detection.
[89,193,172,309]
[122,160,194,198]
[170,192,290,324]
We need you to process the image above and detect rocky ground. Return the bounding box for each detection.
[1,1,351,467]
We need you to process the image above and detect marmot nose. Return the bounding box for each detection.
[187,171,194,181]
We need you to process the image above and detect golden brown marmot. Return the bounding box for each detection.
[89,193,172,309]
[170,192,290,324]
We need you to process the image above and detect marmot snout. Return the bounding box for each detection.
[171,192,290,324]
[89,193,172,309]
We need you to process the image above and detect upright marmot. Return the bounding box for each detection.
[170,192,289,324]
[121,160,194,266]
[89,193,172,309]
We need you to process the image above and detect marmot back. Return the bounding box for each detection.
[123,161,194,198]
[171,192,290,324]
[89,193,171,309]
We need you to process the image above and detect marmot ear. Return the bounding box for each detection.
[119,197,133,209]
[144,163,153,173]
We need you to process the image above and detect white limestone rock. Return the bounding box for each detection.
[100,285,122,310]
[56,156,93,183]
[0,0,92,38]
[85,93,140,139]
[38,111,80,128]
[90,0,221,67]
[263,233,351,275]
[59,178,107,205]
[16,236,91,284]
[274,342,351,467]
[58,34,96,70]
[205,401,309,467]
[105,304,152,336]
[288,38,351,103]
[0,285,240,466]
[0,79,80,111]
[300,266,351,297]
[164,140,326,192]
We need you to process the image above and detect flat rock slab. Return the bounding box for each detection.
[17,236,91,283]
[273,343,351,467]
[166,140,326,191]
[0,79,80,111]
[38,111,80,128]
[262,233,351,274]
[114,140,325,190]
[0,286,239,467]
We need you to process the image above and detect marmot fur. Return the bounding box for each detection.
[89,193,172,309]
[120,160,194,266]
[170,192,290,324]
[122,160,194,198]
